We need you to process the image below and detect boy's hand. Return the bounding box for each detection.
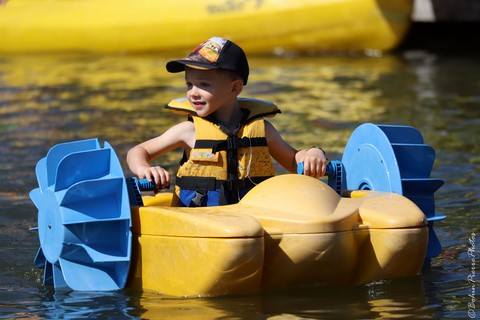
[299,147,327,178]
[139,166,171,191]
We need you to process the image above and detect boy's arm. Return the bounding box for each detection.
[126,121,195,189]
[265,120,327,178]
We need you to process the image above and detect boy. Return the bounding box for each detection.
[127,37,327,206]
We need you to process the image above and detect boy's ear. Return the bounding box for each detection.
[231,79,243,96]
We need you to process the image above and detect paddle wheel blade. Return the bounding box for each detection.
[33,247,46,269]
[43,261,54,287]
[52,262,68,290]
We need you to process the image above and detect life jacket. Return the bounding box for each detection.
[166,97,281,207]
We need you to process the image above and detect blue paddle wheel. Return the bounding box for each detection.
[299,123,444,259]
[30,139,132,290]
[341,123,445,259]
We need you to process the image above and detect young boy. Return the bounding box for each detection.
[127,37,327,207]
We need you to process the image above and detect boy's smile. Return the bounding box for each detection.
[190,99,206,112]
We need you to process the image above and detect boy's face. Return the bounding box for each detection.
[185,67,241,118]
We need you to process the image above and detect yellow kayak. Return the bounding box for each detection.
[0,0,413,54]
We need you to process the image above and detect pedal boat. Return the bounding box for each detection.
[30,122,443,297]
[128,174,428,297]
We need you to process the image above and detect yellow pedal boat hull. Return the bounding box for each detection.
[0,0,413,54]
[128,174,428,297]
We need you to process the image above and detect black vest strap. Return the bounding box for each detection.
[210,137,268,154]
[176,176,271,192]
[176,176,223,191]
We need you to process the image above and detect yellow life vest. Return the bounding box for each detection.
[166,97,280,206]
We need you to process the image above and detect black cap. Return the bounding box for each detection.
[166,37,249,85]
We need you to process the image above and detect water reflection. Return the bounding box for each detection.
[36,290,137,319]
[0,51,478,319]
[131,277,438,319]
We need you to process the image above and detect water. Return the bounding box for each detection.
[0,50,478,319]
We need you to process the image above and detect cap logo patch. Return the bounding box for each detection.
[190,37,227,63]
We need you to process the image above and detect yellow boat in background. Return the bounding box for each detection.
[0,0,413,54]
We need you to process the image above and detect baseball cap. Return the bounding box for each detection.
[166,37,249,85]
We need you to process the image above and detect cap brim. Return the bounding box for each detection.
[166,59,215,73]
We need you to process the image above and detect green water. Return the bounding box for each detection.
[0,50,478,319]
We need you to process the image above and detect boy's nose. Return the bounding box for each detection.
[189,86,200,97]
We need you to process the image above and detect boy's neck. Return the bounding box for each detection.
[211,102,244,132]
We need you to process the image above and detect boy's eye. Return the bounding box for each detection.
[185,82,210,89]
